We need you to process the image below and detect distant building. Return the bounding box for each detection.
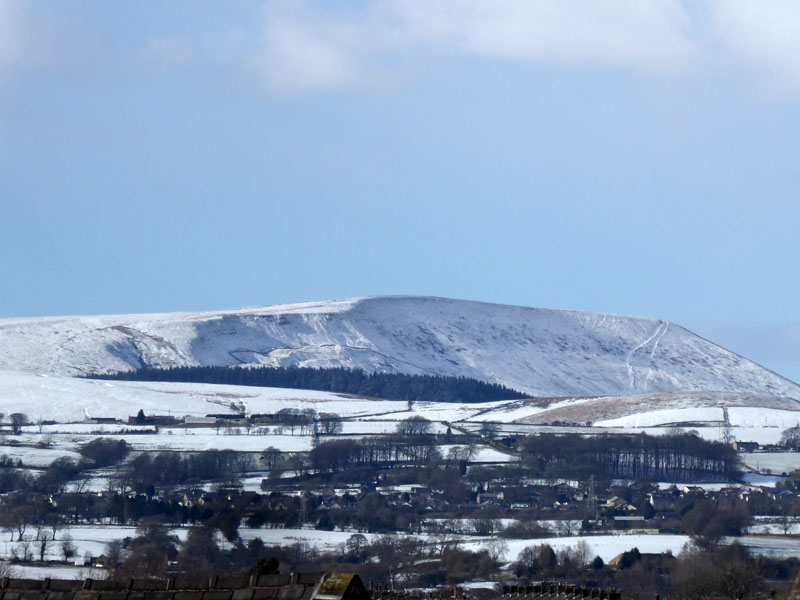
[184,416,218,426]
[128,410,178,426]
[733,441,760,452]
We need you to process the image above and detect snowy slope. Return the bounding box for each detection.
[0,370,402,423]
[513,391,800,426]
[0,296,797,399]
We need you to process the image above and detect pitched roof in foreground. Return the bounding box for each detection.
[0,572,371,600]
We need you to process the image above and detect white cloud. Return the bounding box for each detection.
[248,5,363,94]
[383,0,698,73]
[244,0,700,94]
[9,1,800,98]
[706,0,800,94]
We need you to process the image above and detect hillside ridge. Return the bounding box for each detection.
[0,296,797,399]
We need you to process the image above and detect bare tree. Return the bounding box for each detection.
[721,424,734,445]
[487,539,509,562]
[104,540,122,569]
[479,421,500,441]
[106,463,133,495]
[284,453,309,477]
[779,513,794,536]
[396,416,432,436]
[473,518,503,536]
[72,473,93,494]
[38,531,54,562]
[318,413,343,435]
[19,537,32,562]
[780,426,800,449]
[346,533,368,556]
[47,515,63,541]
[60,534,77,562]
[5,505,34,541]
[9,413,27,435]
[556,519,577,537]
[447,445,476,464]
[431,533,461,556]
[261,447,283,470]
[673,543,763,600]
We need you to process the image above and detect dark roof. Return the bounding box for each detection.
[0,572,370,600]
[494,583,621,600]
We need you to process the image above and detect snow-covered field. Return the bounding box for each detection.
[362,403,505,423]
[748,522,800,535]
[520,391,800,428]
[0,445,83,467]
[1,430,311,458]
[726,428,786,445]
[730,536,800,559]
[594,406,800,431]
[0,371,576,431]
[236,527,692,563]
[0,525,142,562]
[739,453,800,474]
[462,534,692,563]
[338,420,451,435]
[594,407,725,428]
[728,407,800,429]
[3,528,799,581]
[9,565,107,580]
[0,524,691,568]
[438,445,517,463]
[741,473,784,487]
[239,528,800,563]
[238,528,377,551]
[0,371,405,423]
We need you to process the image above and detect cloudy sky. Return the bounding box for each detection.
[1,1,799,382]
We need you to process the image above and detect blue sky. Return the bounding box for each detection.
[1,1,799,382]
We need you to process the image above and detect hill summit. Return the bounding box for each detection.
[0,296,797,399]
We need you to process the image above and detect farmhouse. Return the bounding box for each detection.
[733,441,760,453]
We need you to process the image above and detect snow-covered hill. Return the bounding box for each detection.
[0,296,797,399]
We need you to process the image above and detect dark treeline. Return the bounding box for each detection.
[522,433,739,482]
[85,365,529,403]
[307,431,740,483]
[127,450,254,491]
[309,435,442,472]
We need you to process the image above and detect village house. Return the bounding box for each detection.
[648,492,675,512]
[733,440,760,452]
